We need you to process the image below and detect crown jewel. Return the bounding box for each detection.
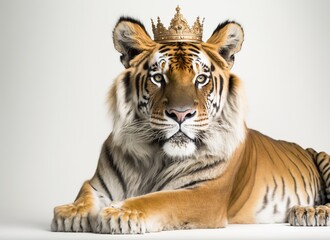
[151,6,204,43]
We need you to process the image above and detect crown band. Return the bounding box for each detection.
[151,6,204,43]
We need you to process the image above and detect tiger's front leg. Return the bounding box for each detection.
[97,184,230,234]
[51,181,110,232]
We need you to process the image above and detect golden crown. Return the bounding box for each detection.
[151,6,204,43]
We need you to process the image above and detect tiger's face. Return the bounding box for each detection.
[141,43,221,157]
[111,18,245,159]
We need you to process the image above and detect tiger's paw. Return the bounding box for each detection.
[289,204,330,226]
[97,203,147,234]
[51,203,95,232]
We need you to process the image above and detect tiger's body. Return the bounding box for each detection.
[51,16,330,234]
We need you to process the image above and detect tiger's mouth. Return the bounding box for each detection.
[167,131,194,145]
[161,131,197,158]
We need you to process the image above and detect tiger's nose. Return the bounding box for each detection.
[165,108,196,124]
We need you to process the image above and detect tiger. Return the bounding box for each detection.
[51,15,330,234]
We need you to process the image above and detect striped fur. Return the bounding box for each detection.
[51,17,330,233]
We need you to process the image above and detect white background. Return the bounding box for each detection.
[0,0,330,239]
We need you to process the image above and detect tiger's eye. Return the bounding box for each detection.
[153,74,164,82]
[196,75,207,83]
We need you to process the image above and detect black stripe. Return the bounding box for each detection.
[211,76,216,94]
[97,171,113,201]
[288,169,301,205]
[187,53,199,58]
[322,163,330,175]
[185,160,224,177]
[135,73,141,99]
[228,75,235,94]
[316,153,327,167]
[308,181,313,204]
[159,44,170,50]
[90,183,98,192]
[301,174,307,201]
[281,176,286,201]
[254,134,276,165]
[272,176,278,200]
[307,192,310,204]
[211,63,215,72]
[286,197,291,210]
[143,74,149,94]
[176,179,211,189]
[123,72,131,103]
[323,166,330,182]
[219,75,224,96]
[189,48,200,54]
[248,135,259,202]
[257,185,269,213]
[315,157,325,169]
[143,61,149,70]
[273,204,278,214]
[189,44,200,50]
[104,144,127,198]
[118,217,122,233]
[159,48,170,53]
[86,213,92,231]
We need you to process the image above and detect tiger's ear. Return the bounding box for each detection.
[206,21,244,69]
[113,17,156,68]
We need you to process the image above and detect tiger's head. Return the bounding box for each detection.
[109,17,246,161]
